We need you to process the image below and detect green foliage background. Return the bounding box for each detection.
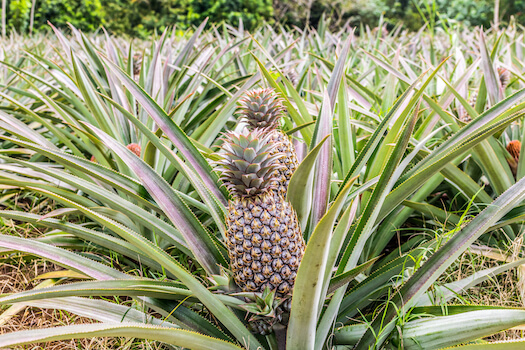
[5,0,273,35]
[280,0,525,31]
[3,0,525,36]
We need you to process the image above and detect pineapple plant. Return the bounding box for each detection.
[3,22,525,350]
[237,88,299,195]
[215,130,305,296]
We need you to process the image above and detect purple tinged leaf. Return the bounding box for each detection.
[0,322,244,349]
[327,34,353,111]
[0,235,128,281]
[173,19,208,69]
[293,138,307,163]
[310,91,333,228]
[82,122,223,275]
[0,112,56,150]
[479,30,502,106]
[100,54,227,207]
[37,208,78,221]
[287,180,354,349]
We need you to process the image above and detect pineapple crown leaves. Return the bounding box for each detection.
[214,129,285,198]
[237,88,286,130]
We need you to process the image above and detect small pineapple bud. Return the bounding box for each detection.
[507,140,521,161]
[498,67,510,89]
[90,143,140,163]
[126,143,141,157]
[507,140,521,178]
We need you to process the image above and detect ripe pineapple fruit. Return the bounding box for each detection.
[237,88,299,196]
[215,130,305,296]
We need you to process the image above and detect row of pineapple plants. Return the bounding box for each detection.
[0,19,525,349]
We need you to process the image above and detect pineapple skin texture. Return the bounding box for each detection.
[226,193,305,295]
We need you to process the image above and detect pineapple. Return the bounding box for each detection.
[507,140,521,161]
[126,143,141,157]
[215,130,305,296]
[498,67,510,89]
[90,143,140,162]
[459,69,510,123]
[237,88,299,196]
[507,140,521,177]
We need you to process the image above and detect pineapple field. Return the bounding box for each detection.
[2,17,525,350]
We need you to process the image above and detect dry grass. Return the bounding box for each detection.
[0,211,169,349]
[442,233,525,342]
[0,257,107,349]
[0,257,170,350]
